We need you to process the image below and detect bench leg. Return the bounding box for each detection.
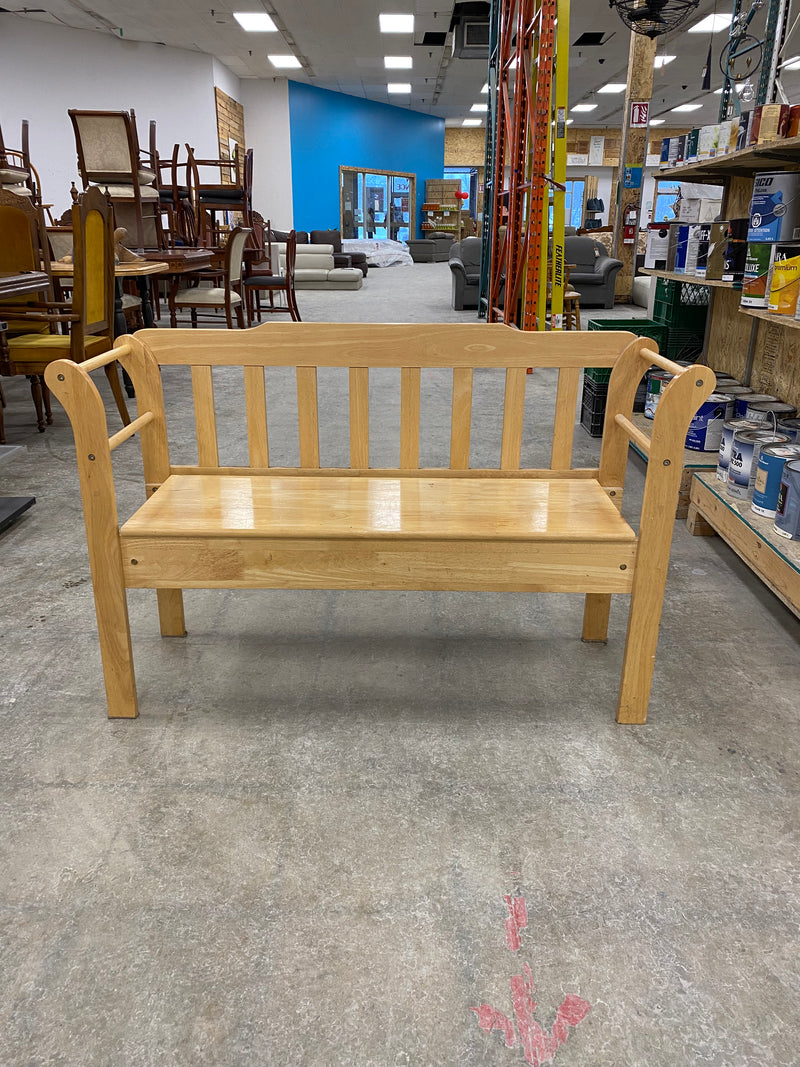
[581,594,611,643]
[615,582,664,725]
[92,566,138,719]
[157,589,186,637]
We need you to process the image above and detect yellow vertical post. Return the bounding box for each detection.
[550,0,569,330]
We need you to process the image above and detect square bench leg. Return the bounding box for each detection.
[582,594,611,643]
[92,564,138,719]
[157,589,186,637]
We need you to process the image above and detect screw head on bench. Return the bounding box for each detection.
[88,454,95,461]
[131,559,138,565]
[620,564,627,570]
[696,379,703,386]
[57,374,65,381]
[663,459,671,466]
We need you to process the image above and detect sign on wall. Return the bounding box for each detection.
[588,136,605,166]
[630,102,649,128]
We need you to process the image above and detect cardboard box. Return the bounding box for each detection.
[757,104,790,143]
[717,120,732,155]
[748,106,763,145]
[705,221,728,280]
[768,243,800,314]
[788,104,800,139]
[678,198,701,222]
[685,224,710,276]
[729,116,741,153]
[671,224,693,273]
[741,243,776,307]
[699,198,723,223]
[667,137,680,167]
[748,170,800,242]
[675,134,687,164]
[698,125,716,159]
[694,226,711,276]
[645,223,671,269]
[660,137,671,164]
[686,129,700,162]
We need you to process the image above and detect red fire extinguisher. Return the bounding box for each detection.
[623,202,638,245]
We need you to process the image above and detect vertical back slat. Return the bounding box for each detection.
[244,365,269,467]
[191,365,218,467]
[400,367,421,469]
[550,366,581,469]
[500,366,527,470]
[296,366,320,468]
[450,367,473,469]
[349,367,370,468]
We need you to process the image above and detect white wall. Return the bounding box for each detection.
[566,167,614,227]
[0,19,237,218]
[212,57,241,105]
[240,79,293,228]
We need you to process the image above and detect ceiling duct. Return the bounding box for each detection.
[452,16,489,58]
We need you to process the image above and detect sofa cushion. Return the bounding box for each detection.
[326,268,363,289]
[90,182,160,200]
[294,268,331,282]
[310,229,343,253]
[294,253,335,272]
[270,228,309,243]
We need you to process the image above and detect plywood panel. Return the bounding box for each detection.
[705,287,755,380]
[751,319,800,408]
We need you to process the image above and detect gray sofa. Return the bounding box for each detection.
[449,237,481,310]
[407,231,455,263]
[564,236,622,308]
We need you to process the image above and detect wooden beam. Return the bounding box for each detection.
[613,31,657,302]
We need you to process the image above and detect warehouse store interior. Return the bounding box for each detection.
[0,2,798,1065]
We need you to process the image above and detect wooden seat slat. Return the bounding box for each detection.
[120,474,636,543]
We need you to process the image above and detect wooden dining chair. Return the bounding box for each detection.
[69,109,164,250]
[242,229,301,323]
[186,143,253,246]
[169,226,251,328]
[0,187,128,431]
[0,119,37,201]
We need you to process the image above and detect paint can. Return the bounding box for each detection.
[716,419,763,481]
[735,393,777,417]
[726,430,790,499]
[752,445,800,517]
[745,400,797,423]
[685,393,736,451]
[721,385,756,399]
[644,372,673,419]
[777,417,800,442]
[774,459,800,539]
[714,375,741,388]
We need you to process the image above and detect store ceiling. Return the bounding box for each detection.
[3,0,799,129]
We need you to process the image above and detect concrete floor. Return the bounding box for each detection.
[1,263,798,1066]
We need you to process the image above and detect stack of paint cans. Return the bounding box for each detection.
[685,393,736,451]
[753,445,800,517]
[716,419,763,483]
[774,460,800,539]
[726,428,791,500]
[777,418,800,441]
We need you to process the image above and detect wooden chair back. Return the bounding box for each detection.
[226,225,251,286]
[69,186,115,347]
[68,109,143,186]
[0,189,54,325]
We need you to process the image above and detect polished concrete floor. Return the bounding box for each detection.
[1,263,798,1066]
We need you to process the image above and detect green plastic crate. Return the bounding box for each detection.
[587,317,669,371]
[652,277,708,360]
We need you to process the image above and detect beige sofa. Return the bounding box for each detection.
[276,243,363,290]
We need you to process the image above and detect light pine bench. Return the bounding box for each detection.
[46,323,715,724]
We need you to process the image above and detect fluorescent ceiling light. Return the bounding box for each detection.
[379,13,414,33]
[654,56,676,68]
[782,55,800,70]
[384,56,412,68]
[649,118,666,125]
[566,119,573,125]
[571,103,598,112]
[233,11,277,31]
[387,82,411,93]
[462,119,482,126]
[689,13,732,33]
[470,102,488,112]
[713,82,746,93]
[268,54,301,68]
[597,83,627,94]
[481,83,488,92]
[671,103,703,112]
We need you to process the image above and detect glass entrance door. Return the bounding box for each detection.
[340,167,415,241]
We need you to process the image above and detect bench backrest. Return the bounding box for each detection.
[128,322,638,476]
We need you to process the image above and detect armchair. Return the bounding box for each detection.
[407,230,454,263]
[563,236,622,309]
[448,237,482,310]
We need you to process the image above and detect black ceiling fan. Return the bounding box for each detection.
[609,0,701,38]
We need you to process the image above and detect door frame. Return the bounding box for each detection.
[339,166,416,240]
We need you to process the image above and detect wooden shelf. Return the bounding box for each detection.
[739,306,800,330]
[689,472,800,618]
[657,135,800,183]
[640,268,737,289]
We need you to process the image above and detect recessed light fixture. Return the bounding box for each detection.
[571,103,598,112]
[481,83,488,93]
[649,118,666,125]
[462,118,482,126]
[470,102,488,112]
[268,55,301,68]
[380,13,414,33]
[233,11,277,31]
[689,13,732,34]
[654,56,676,68]
[671,103,703,112]
[387,82,412,93]
[385,56,412,68]
[597,83,627,94]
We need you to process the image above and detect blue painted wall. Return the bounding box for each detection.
[288,81,445,237]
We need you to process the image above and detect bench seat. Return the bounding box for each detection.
[119,475,638,593]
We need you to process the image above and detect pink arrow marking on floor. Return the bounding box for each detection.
[504,894,529,951]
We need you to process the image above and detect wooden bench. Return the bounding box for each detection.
[46,323,715,724]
